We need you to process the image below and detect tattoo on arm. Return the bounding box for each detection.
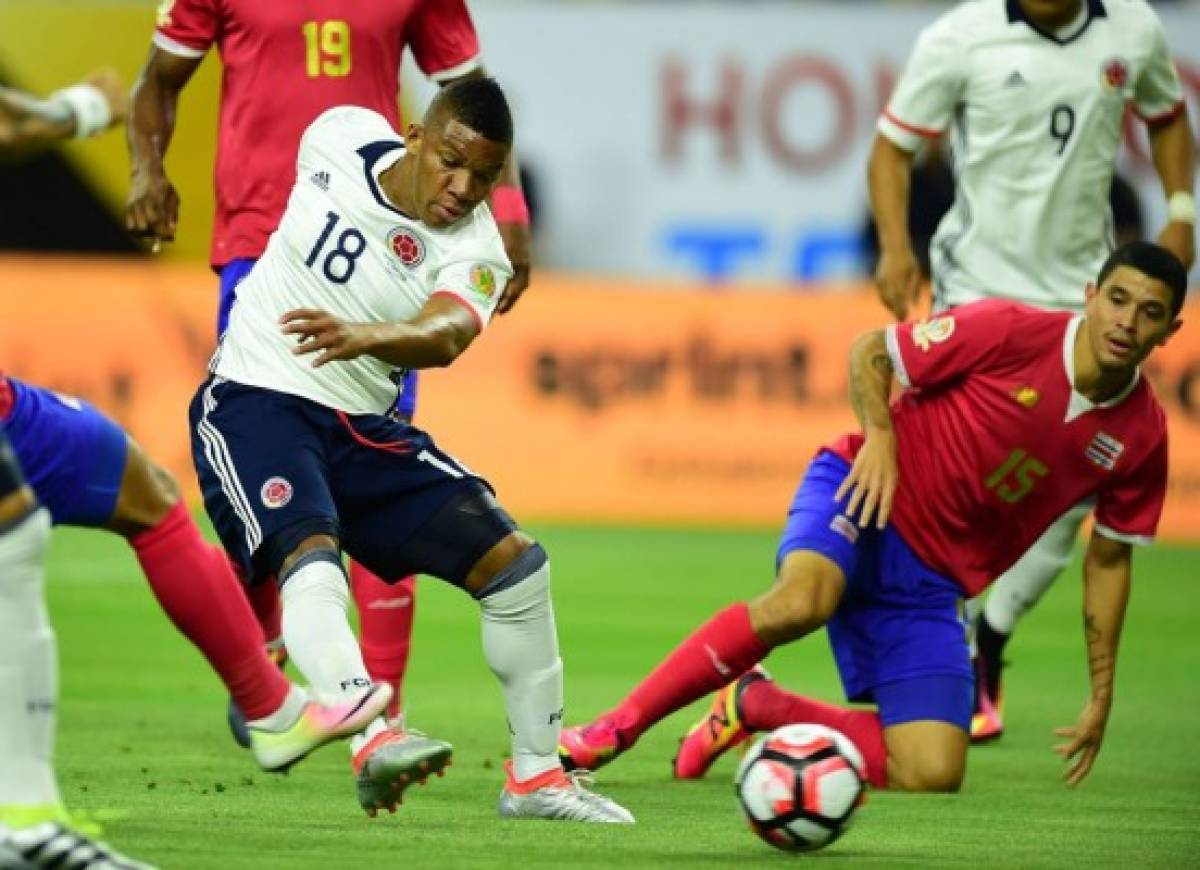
[848,336,896,432]
[1084,611,1114,701]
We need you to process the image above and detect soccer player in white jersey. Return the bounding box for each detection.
[190,78,633,823]
[867,0,1195,741]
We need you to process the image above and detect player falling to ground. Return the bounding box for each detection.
[868,0,1195,741]
[0,82,389,870]
[561,242,1183,793]
[189,79,632,822]
[125,0,535,733]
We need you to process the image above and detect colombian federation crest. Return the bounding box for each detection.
[912,315,956,352]
[388,228,426,268]
[1101,58,1129,92]
[469,263,497,298]
[261,476,293,509]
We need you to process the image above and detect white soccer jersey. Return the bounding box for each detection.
[879,0,1184,312]
[213,106,512,414]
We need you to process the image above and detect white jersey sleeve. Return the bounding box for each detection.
[877,9,969,152]
[1131,6,1184,121]
[431,248,509,330]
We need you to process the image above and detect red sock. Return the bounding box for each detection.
[351,562,415,719]
[245,577,282,647]
[130,502,290,720]
[609,603,768,745]
[739,679,888,788]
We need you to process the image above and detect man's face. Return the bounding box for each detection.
[1083,266,1181,371]
[407,117,508,229]
[1019,0,1084,28]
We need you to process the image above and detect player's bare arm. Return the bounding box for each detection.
[867,134,922,321]
[0,69,125,153]
[449,67,531,315]
[282,295,480,370]
[1053,531,1131,787]
[836,328,898,530]
[1147,109,1196,270]
[126,47,203,244]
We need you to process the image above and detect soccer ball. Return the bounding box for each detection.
[734,723,867,852]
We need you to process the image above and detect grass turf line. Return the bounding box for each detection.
[43,522,1200,868]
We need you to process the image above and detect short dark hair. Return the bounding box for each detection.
[429,77,513,148]
[1096,241,1187,318]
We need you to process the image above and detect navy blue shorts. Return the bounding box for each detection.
[189,376,494,584]
[776,451,973,730]
[218,259,418,420]
[1,378,128,526]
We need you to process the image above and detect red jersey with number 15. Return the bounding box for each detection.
[154,0,480,267]
[827,300,1168,597]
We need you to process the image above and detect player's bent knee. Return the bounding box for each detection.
[884,720,968,793]
[749,551,845,646]
[108,438,181,535]
[892,755,965,793]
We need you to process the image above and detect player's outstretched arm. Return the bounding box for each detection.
[1147,109,1196,270]
[0,69,126,154]
[446,68,532,315]
[1053,532,1131,787]
[835,328,899,530]
[867,134,922,321]
[282,296,481,370]
[126,47,202,246]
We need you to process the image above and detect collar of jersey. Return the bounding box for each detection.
[357,140,414,219]
[1062,314,1140,418]
[1006,0,1106,46]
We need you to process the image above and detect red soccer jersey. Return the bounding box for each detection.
[154,0,481,266]
[828,300,1168,597]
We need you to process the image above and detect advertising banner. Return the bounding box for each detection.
[2,258,1198,540]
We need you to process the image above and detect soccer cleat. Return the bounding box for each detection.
[248,683,392,773]
[0,822,155,869]
[673,666,769,779]
[498,762,634,824]
[227,645,289,750]
[558,718,623,772]
[970,654,1005,743]
[352,727,453,817]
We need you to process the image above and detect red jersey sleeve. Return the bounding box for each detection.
[406,0,481,81]
[885,300,1015,390]
[1094,429,1168,546]
[153,0,220,57]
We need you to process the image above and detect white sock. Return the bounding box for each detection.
[0,508,61,813]
[245,684,308,733]
[984,502,1090,635]
[479,545,563,782]
[279,553,386,752]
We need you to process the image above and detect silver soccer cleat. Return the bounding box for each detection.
[0,823,155,870]
[498,766,635,824]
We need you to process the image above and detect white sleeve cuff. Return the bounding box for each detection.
[876,112,935,154]
[153,31,208,59]
[429,55,483,84]
[50,84,112,139]
[1094,523,1154,547]
[885,324,911,388]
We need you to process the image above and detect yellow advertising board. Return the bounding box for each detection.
[1,258,1198,540]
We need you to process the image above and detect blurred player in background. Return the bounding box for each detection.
[561,243,1183,793]
[867,0,1195,741]
[124,0,534,733]
[0,80,389,870]
[189,80,631,821]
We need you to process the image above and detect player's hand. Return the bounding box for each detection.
[1052,697,1111,787]
[83,67,128,127]
[874,247,922,321]
[834,428,898,530]
[125,168,180,248]
[281,309,374,367]
[495,221,532,315]
[1157,221,1195,271]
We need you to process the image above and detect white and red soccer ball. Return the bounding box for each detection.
[734,723,867,853]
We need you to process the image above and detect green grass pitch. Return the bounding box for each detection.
[44,520,1200,868]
